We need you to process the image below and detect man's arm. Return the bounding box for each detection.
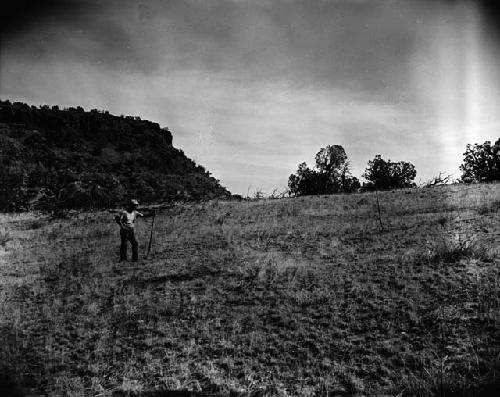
[136,209,156,217]
[115,212,126,229]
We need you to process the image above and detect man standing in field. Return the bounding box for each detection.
[116,199,143,262]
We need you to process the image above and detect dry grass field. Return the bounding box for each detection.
[1,184,499,396]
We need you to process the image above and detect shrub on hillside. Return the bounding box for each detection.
[288,145,360,196]
[476,199,500,215]
[460,139,500,183]
[363,155,416,191]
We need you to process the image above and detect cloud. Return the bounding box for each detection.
[2,0,500,193]
[0,0,91,35]
[2,0,417,88]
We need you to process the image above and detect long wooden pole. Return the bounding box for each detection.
[375,189,384,231]
[146,209,156,258]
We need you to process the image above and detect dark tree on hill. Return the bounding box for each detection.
[288,146,360,196]
[288,163,328,196]
[315,145,349,176]
[460,139,500,183]
[363,155,416,190]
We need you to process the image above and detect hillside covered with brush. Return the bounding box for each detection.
[0,100,230,211]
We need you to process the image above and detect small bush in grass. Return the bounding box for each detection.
[477,199,500,215]
[0,366,24,397]
[0,229,11,247]
[29,220,45,229]
[436,216,448,229]
[49,208,71,220]
[425,234,489,264]
[432,241,476,263]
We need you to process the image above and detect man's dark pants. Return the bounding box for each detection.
[120,228,138,261]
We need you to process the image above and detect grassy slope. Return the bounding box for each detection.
[1,184,499,396]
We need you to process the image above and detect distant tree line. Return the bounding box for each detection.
[288,138,500,196]
[288,146,416,196]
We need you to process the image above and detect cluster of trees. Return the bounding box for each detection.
[363,155,416,190]
[288,146,416,196]
[288,145,360,196]
[460,139,500,183]
[289,139,500,197]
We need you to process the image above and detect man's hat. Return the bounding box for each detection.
[130,199,139,206]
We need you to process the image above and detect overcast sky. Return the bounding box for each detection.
[1,0,500,195]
